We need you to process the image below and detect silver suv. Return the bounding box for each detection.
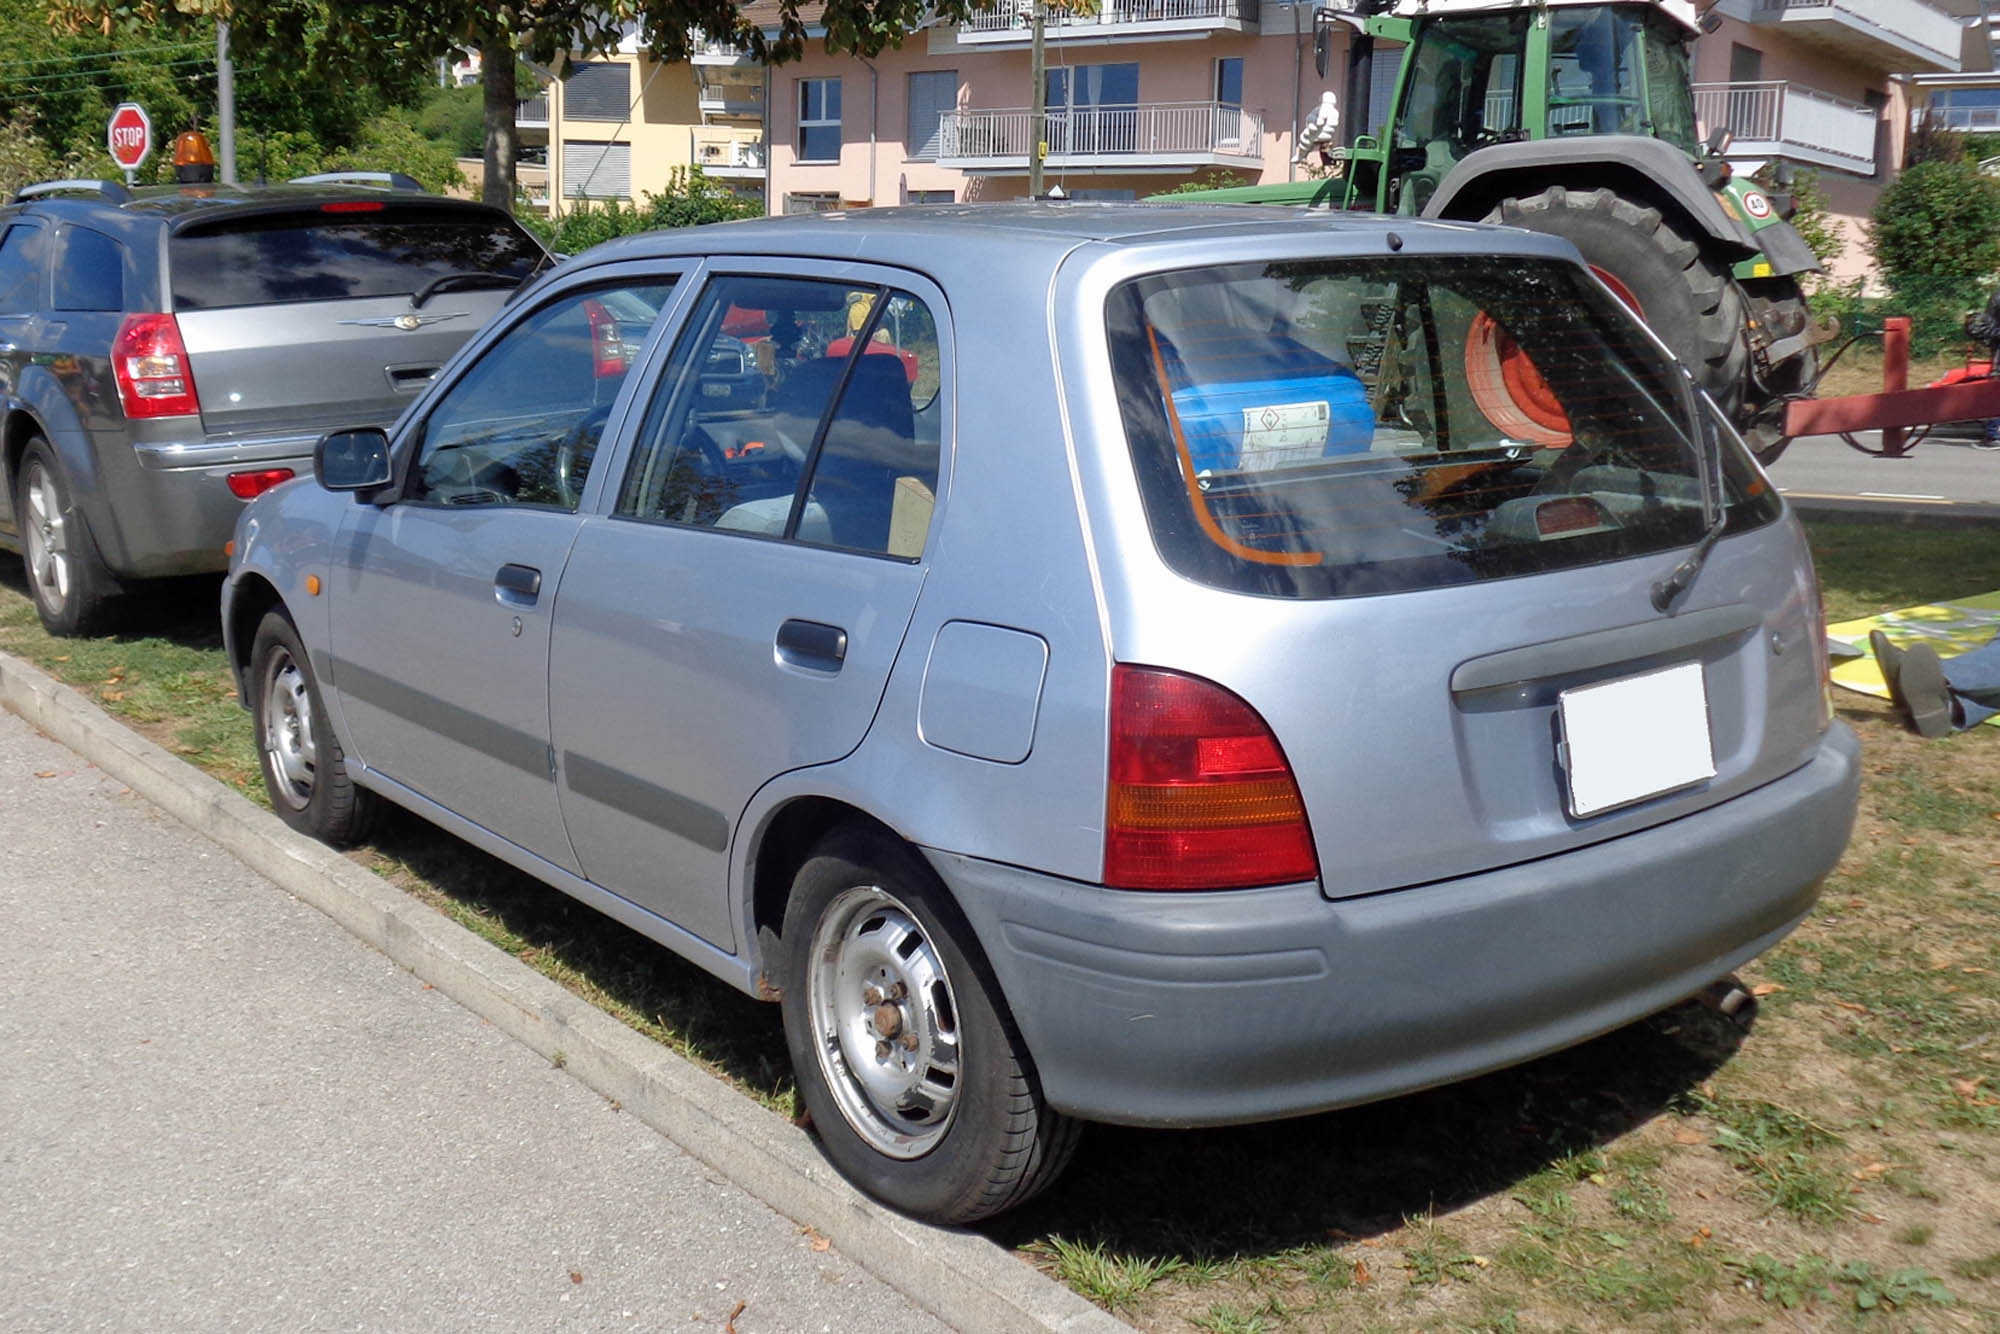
[223,204,1860,1223]
[0,176,547,634]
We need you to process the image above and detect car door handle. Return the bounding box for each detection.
[776,618,847,672]
[495,562,542,606]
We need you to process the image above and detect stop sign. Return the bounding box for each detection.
[107,103,152,172]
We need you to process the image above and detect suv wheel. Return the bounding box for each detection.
[780,826,1079,1224]
[16,438,114,637]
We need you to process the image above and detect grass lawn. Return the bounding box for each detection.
[2,517,1997,1331]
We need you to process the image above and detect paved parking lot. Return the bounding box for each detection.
[0,707,949,1334]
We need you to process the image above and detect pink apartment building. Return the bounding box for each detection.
[544,0,1978,279]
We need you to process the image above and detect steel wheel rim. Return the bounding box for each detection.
[23,461,70,606]
[805,884,961,1159]
[259,645,318,811]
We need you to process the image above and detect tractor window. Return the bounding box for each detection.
[1548,5,1695,148]
[1641,16,1699,154]
[1393,15,1528,212]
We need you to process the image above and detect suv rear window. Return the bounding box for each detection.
[1106,256,1779,599]
[169,204,544,310]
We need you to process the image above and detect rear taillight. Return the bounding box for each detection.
[112,313,199,418]
[584,298,626,378]
[226,467,294,500]
[1104,665,1318,890]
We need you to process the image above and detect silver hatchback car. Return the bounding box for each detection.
[222,204,1860,1224]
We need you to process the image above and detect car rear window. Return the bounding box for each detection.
[168,204,544,310]
[1106,256,1779,599]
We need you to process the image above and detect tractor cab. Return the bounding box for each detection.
[1343,0,1703,214]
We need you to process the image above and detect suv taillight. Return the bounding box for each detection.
[1104,665,1318,890]
[113,313,200,418]
[584,298,626,378]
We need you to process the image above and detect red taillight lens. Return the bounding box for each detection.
[112,313,199,418]
[1104,665,1318,891]
[226,467,295,500]
[584,297,626,378]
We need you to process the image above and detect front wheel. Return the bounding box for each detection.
[780,826,1078,1223]
[249,609,377,845]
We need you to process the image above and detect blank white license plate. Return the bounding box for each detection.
[1557,661,1716,818]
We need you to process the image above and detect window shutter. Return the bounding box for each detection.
[565,62,631,122]
[907,71,956,159]
[562,141,632,198]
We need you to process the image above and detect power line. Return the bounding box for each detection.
[0,41,207,73]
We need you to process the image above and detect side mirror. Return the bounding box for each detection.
[315,428,393,493]
[1314,17,1332,79]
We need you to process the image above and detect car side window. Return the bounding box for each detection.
[0,222,48,314]
[405,279,674,511]
[52,228,125,311]
[618,276,942,558]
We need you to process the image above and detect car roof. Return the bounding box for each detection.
[2,181,516,238]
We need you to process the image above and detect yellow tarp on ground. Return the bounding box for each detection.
[1827,590,2000,728]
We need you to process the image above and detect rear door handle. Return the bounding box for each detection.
[495,562,542,607]
[776,618,847,672]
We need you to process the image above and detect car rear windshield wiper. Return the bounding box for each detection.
[1651,369,1728,614]
[411,271,524,308]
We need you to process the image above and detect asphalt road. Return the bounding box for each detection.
[0,706,951,1334]
[1768,430,2000,514]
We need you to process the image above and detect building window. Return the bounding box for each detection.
[1215,57,1243,109]
[784,191,841,214]
[562,140,631,198]
[907,189,954,204]
[1045,63,1139,154]
[564,61,631,122]
[798,78,842,161]
[907,70,957,160]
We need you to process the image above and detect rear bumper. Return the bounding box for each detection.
[931,723,1860,1128]
[88,430,316,579]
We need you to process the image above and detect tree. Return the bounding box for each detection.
[48,1,989,211]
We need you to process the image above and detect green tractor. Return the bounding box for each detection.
[1181,0,1831,462]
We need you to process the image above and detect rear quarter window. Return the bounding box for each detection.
[53,228,126,311]
[169,204,544,310]
[1106,255,1779,599]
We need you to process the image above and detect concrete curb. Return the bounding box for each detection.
[1790,496,2000,529]
[0,651,1128,1334]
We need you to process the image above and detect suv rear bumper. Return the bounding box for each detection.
[929,722,1860,1128]
[88,430,317,578]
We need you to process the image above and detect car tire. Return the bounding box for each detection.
[249,608,377,846]
[780,826,1079,1224]
[15,438,115,637]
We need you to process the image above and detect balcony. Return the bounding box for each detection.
[691,126,766,179]
[698,75,764,118]
[937,101,1264,172]
[956,0,1258,47]
[1748,0,1960,75]
[691,37,754,67]
[516,96,549,129]
[1693,80,1879,174]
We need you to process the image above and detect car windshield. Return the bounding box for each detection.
[170,205,545,310]
[1105,255,1779,600]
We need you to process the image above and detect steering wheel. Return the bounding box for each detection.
[555,405,615,508]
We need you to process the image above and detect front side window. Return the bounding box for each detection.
[799,78,843,161]
[1106,256,1778,599]
[619,275,942,559]
[406,279,675,511]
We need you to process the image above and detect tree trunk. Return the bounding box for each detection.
[481,38,518,212]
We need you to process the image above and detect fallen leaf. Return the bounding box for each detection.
[1673,1127,1706,1145]
[1470,1255,1491,1268]
[101,690,126,702]
[568,1271,583,1285]
[1834,1000,1870,1014]
[800,1224,832,1253]
[1964,967,1991,976]
[724,1299,746,1334]
[1353,1258,1373,1286]
[52,655,68,661]
[1953,1076,1988,1098]
[1852,1161,1888,1180]
[1587,1172,1608,1186]
[1859,1213,1884,1225]
[1751,982,1784,997]
[33,770,56,779]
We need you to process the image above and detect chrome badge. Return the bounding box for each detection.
[340,311,470,331]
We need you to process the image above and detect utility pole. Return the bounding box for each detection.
[217,22,237,184]
[1028,2,1046,197]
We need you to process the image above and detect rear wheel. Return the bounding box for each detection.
[780,826,1079,1223]
[1486,187,1749,417]
[15,439,115,637]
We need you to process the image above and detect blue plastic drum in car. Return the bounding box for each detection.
[1161,331,1373,472]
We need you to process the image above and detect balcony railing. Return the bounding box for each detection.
[959,0,1257,37]
[938,101,1263,167]
[516,96,549,127]
[1748,0,1959,74]
[1923,103,2000,132]
[691,126,766,173]
[1692,80,1878,173]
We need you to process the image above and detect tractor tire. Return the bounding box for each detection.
[1486,187,1749,417]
